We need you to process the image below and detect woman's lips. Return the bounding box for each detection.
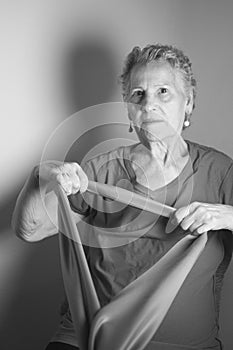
[141,119,165,125]
[141,113,165,124]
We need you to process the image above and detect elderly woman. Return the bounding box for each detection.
[12,44,233,350]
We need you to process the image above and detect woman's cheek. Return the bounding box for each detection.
[128,105,140,123]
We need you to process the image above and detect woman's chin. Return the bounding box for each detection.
[142,130,166,144]
[144,127,182,143]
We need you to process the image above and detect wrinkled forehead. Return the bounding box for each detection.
[129,60,185,91]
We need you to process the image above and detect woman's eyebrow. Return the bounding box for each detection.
[152,82,172,87]
[130,87,144,93]
[131,87,143,91]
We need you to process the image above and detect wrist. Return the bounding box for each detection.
[224,205,233,231]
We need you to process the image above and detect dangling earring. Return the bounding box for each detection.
[183,119,190,128]
[129,122,133,133]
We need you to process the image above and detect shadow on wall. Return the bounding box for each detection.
[0,40,117,350]
[0,40,118,233]
[0,193,19,234]
[63,39,118,115]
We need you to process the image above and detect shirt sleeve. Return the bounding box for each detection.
[219,162,233,206]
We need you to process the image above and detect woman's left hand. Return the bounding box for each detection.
[166,202,233,235]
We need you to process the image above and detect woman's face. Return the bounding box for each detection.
[127,60,192,145]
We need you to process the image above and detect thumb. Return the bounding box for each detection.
[165,213,178,234]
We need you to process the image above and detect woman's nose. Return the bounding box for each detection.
[141,95,158,112]
[143,104,156,112]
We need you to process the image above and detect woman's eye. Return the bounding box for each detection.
[131,90,144,99]
[158,87,171,101]
[159,87,168,94]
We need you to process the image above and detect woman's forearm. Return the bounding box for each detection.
[11,167,58,242]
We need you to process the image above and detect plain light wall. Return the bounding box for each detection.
[0,0,233,349]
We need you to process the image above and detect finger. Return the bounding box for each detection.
[182,205,214,231]
[166,205,193,234]
[165,212,179,234]
[72,163,88,193]
[180,215,197,231]
[190,230,207,237]
[187,220,205,233]
[69,173,81,194]
[180,211,204,231]
[177,202,202,222]
[178,203,207,230]
[66,166,81,194]
[193,223,213,235]
[173,206,192,225]
[61,163,86,195]
[56,172,73,195]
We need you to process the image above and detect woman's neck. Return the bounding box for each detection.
[129,136,189,190]
[138,135,188,166]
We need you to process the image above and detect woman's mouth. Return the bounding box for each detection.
[141,119,164,125]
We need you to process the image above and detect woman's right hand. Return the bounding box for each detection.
[36,161,88,195]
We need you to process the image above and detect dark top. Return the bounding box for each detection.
[53,140,233,349]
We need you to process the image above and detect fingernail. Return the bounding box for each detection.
[165,222,176,234]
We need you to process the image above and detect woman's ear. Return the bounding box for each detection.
[126,101,134,122]
[185,91,193,115]
[185,91,194,116]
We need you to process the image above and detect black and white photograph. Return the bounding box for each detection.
[1,1,233,349]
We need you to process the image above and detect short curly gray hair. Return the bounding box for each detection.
[120,44,197,116]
